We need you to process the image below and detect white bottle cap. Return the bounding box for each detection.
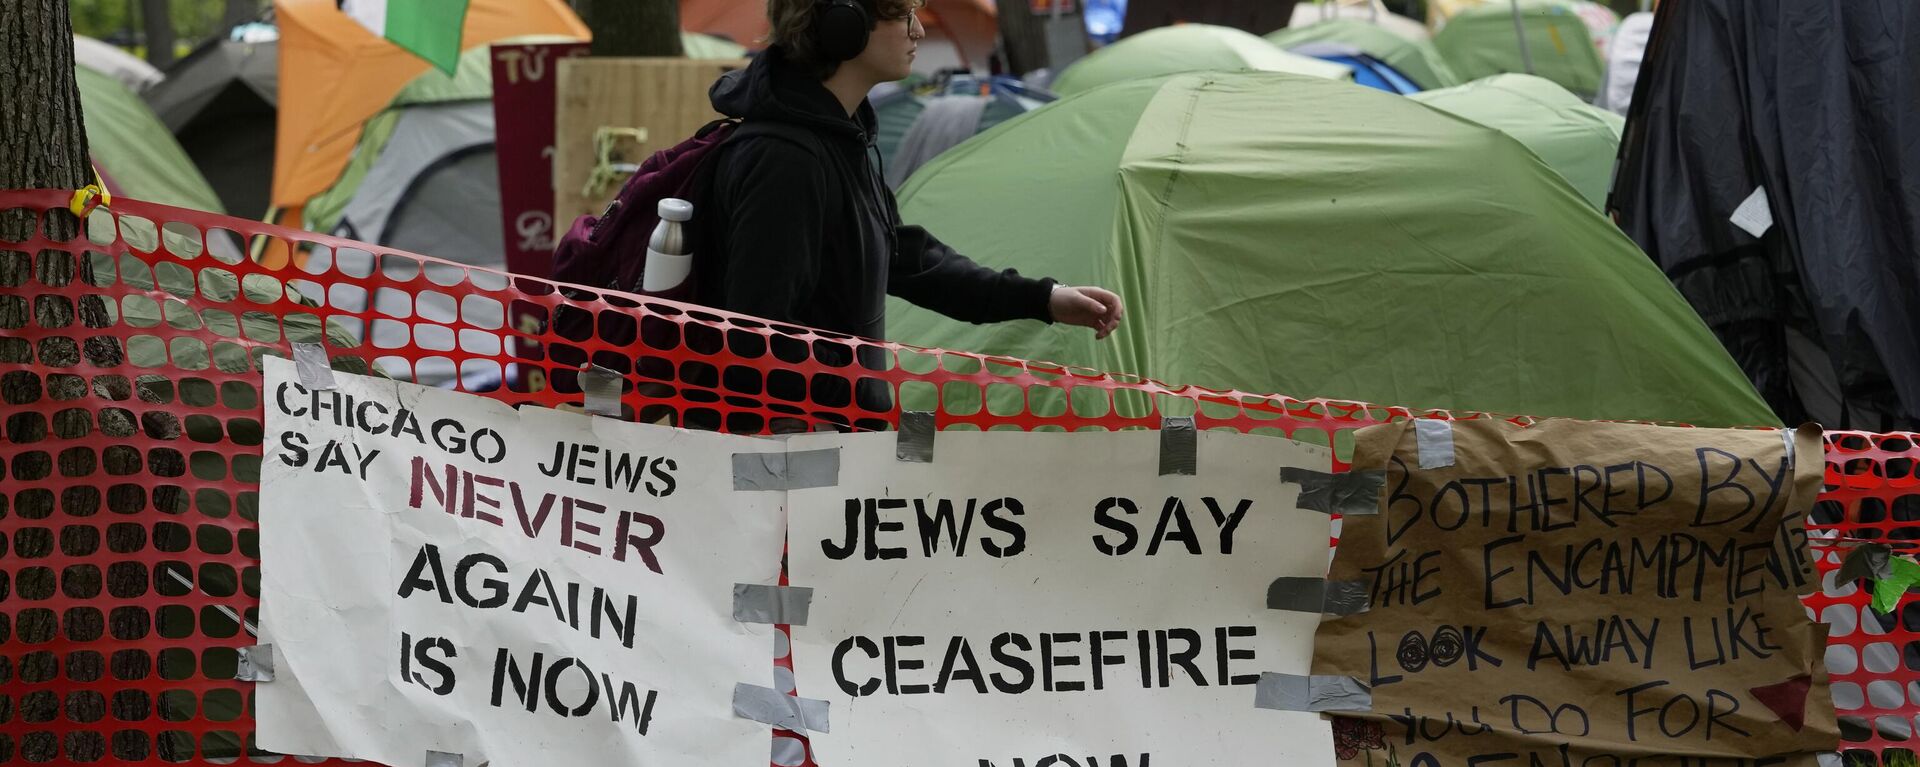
[657,198,694,222]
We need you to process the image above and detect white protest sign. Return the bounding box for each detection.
[785,429,1337,767]
[256,358,783,767]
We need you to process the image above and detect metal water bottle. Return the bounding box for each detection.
[641,198,694,294]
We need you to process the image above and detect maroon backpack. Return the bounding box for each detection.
[545,119,817,389]
[551,118,818,300]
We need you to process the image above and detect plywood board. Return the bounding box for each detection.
[553,57,748,227]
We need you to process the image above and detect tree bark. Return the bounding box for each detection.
[1,0,91,194]
[0,0,97,324]
[140,0,174,68]
[585,0,685,57]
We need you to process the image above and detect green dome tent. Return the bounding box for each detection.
[1052,24,1351,96]
[1411,74,1623,209]
[1435,0,1604,99]
[1267,19,1461,90]
[74,65,226,214]
[891,71,1775,427]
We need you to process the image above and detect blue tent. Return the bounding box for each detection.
[877,75,1057,188]
[1289,41,1422,94]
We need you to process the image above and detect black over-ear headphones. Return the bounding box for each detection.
[812,0,873,63]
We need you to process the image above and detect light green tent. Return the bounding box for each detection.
[1268,19,1460,90]
[1052,24,1351,96]
[1411,74,1623,209]
[74,65,225,213]
[891,71,1775,427]
[1435,0,1603,99]
[302,42,500,243]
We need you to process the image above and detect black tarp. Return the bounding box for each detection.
[1609,0,1920,432]
[144,39,279,220]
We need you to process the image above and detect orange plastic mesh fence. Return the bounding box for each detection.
[0,192,1914,765]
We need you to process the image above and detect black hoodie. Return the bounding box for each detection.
[698,47,1058,344]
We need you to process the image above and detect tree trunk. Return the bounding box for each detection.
[995,0,1050,76]
[0,0,132,756]
[0,0,93,235]
[222,0,256,31]
[585,0,685,57]
[141,0,174,67]
[0,0,119,493]
[1120,0,1299,37]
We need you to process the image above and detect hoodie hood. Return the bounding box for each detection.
[710,46,879,143]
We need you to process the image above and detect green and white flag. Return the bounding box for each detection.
[340,0,471,75]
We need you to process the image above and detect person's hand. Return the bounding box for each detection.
[1049,284,1124,339]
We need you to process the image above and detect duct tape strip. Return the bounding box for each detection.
[580,364,624,418]
[734,448,842,491]
[292,342,335,391]
[1266,577,1370,616]
[1280,468,1385,516]
[897,411,936,463]
[424,751,462,767]
[1253,672,1372,713]
[1160,416,1197,476]
[236,644,274,682]
[1415,419,1456,469]
[734,683,831,733]
[735,584,814,626]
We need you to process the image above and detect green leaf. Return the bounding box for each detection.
[1870,556,1920,614]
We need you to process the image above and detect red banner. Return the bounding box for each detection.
[490,41,590,280]
[491,41,589,392]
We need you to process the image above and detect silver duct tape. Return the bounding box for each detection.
[733,448,842,491]
[1159,416,1197,476]
[1265,577,1370,616]
[580,364,624,418]
[733,683,831,733]
[1415,419,1456,469]
[424,750,463,767]
[897,411,936,463]
[236,644,274,682]
[1253,672,1371,713]
[1280,468,1385,516]
[292,343,336,391]
[1266,577,1325,613]
[735,584,814,626]
[1322,579,1371,616]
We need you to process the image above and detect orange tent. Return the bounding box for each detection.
[680,0,1000,70]
[272,0,589,210]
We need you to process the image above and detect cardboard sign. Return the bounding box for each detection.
[255,359,783,767]
[784,429,1338,767]
[1308,419,1837,766]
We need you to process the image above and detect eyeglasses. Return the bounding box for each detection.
[878,0,927,22]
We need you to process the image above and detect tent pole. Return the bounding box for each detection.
[1510,0,1536,74]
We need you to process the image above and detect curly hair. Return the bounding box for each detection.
[765,0,922,77]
